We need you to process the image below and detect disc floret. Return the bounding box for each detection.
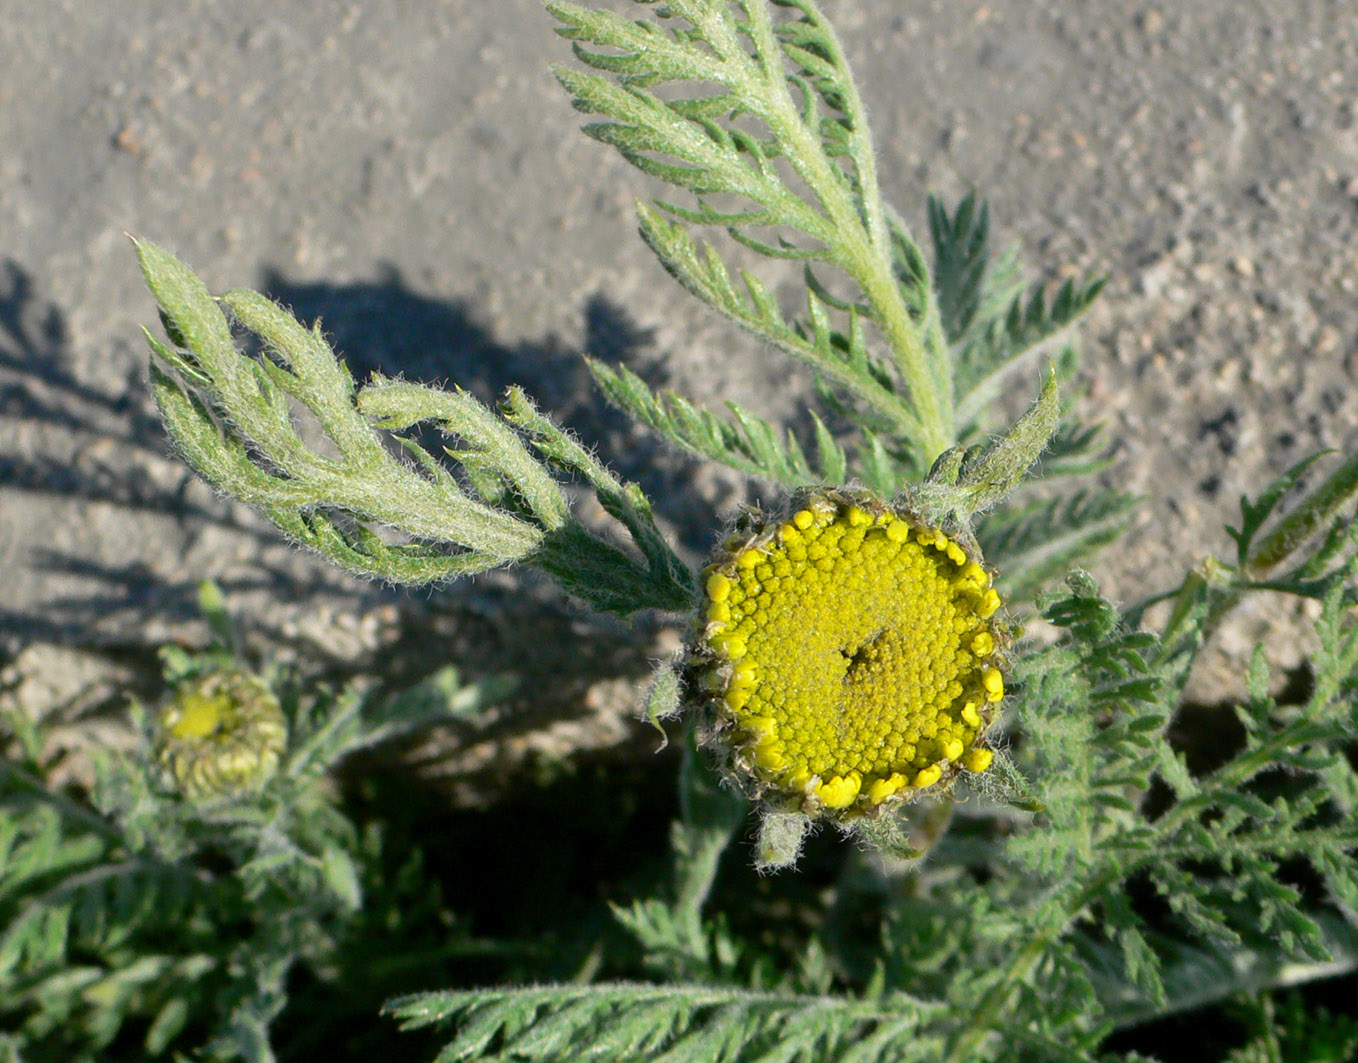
[690,489,1007,822]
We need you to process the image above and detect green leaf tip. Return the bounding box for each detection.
[643,658,684,749]
[917,368,1060,525]
[754,810,812,873]
[1247,449,1358,577]
[954,367,1060,511]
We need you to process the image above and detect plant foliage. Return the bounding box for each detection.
[136,239,693,617]
[74,0,1358,1061]
[388,547,1358,1063]
[0,590,510,1061]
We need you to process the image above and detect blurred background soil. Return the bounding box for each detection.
[3,0,1357,766]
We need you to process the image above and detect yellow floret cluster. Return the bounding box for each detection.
[695,492,1004,817]
[157,670,287,798]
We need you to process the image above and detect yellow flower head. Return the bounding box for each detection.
[690,488,1006,820]
[157,669,287,798]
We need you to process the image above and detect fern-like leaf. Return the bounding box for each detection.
[955,276,1105,429]
[136,239,692,616]
[551,0,956,461]
[586,358,850,486]
[386,982,943,1063]
[977,488,1138,604]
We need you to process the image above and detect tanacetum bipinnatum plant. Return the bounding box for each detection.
[0,582,512,1061]
[14,0,1349,1059]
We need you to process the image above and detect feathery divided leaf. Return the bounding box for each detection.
[1030,418,1120,481]
[632,205,929,455]
[976,487,1138,604]
[954,275,1105,430]
[386,981,941,1063]
[499,386,696,611]
[551,0,956,461]
[614,740,747,979]
[136,239,691,616]
[1084,914,1358,1030]
[928,192,990,345]
[586,357,848,486]
[947,568,1358,1058]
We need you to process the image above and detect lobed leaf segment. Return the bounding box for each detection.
[135,239,694,617]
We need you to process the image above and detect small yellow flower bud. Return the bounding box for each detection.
[157,670,286,798]
[712,632,747,659]
[730,657,758,684]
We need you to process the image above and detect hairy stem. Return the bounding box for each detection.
[727,3,955,459]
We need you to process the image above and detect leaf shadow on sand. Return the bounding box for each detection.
[1,259,729,753]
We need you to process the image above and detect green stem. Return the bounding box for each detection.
[945,658,1345,1060]
[723,4,955,461]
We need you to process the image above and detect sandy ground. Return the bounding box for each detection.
[3,1,1357,744]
